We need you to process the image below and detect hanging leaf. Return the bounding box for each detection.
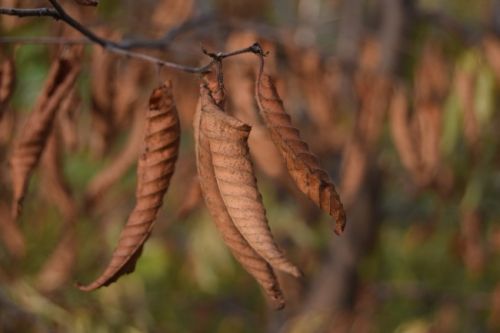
[9,47,81,220]
[0,57,15,119]
[78,81,180,291]
[195,80,285,309]
[256,74,346,235]
[201,86,301,278]
[389,84,421,180]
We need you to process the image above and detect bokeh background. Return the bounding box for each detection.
[1,0,500,332]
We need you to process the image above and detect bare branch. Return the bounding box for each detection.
[0,7,60,19]
[0,1,267,74]
[47,0,113,48]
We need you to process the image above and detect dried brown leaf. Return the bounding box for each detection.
[78,81,180,291]
[389,85,421,181]
[201,87,301,278]
[256,74,346,235]
[9,47,81,220]
[0,57,15,119]
[194,83,285,309]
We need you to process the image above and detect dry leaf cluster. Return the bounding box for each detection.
[2,7,500,315]
[0,40,347,308]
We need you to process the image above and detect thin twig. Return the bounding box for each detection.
[0,2,261,74]
[0,7,59,19]
[47,0,110,47]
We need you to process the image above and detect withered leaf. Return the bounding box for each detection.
[256,74,346,235]
[201,84,301,279]
[0,57,15,119]
[9,47,81,220]
[78,81,180,291]
[194,82,285,309]
[389,85,421,181]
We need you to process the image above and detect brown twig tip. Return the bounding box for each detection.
[249,42,269,57]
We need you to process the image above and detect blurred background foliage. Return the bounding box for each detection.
[1,0,500,332]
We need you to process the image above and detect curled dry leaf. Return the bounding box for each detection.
[256,74,346,235]
[78,81,180,291]
[389,85,421,181]
[0,57,15,119]
[194,83,285,309]
[9,47,81,219]
[201,87,301,278]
